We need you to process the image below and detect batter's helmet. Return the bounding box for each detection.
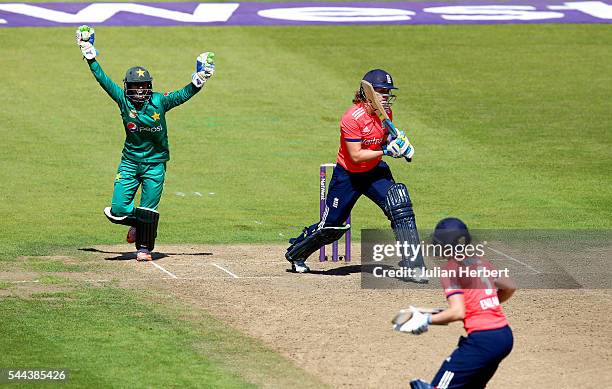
[362,69,397,90]
[432,217,471,246]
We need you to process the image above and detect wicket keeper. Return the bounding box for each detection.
[286,69,425,279]
[76,25,215,261]
[394,218,516,389]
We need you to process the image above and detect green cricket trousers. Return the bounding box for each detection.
[110,157,166,217]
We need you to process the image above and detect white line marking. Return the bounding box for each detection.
[151,262,178,279]
[4,280,40,284]
[2,275,283,284]
[211,263,239,278]
[488,246,541,274]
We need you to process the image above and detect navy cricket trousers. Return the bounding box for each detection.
[319,161,395,227]
[431,325,514,389]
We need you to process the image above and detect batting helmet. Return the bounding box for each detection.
[123,66,153,104]
[432,217,471,247]
[359,69,398,107]
[362,69,397,90]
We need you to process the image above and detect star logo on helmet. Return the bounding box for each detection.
[151,112,160,121]
[136,69,146,77]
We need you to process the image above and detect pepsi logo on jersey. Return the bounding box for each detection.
[126,122,163,133]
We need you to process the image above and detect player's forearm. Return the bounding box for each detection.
[163,83,200,111]
[495,277,516,303]
[431,307,464,325]
[497,288,515,303]
[348,149,383,163]
[87,59,123,102]
[88,59,109,89]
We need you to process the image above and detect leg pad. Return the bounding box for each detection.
[104,207,136,227]
[384,184,426,269]
[286,225,350,262]
[135,207,159,251]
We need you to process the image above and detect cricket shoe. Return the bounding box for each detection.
[410,379,433,389]
[126,227,136,244]
[291,260,310,274]
[136,249,152,261]
[285,246,310,273]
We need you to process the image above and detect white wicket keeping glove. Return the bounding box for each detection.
[393,306,432,335]
[192,52,215,88]
[75,25,97,60]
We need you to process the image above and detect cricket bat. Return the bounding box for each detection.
[361,80,412,162]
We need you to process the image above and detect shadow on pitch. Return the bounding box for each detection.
[78,247,213,261]
[307,264,363,276]
[293,263,391,276]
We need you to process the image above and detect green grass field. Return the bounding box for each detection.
[1,24,610,260]
[1,6,611,387]
[0,284,323,387]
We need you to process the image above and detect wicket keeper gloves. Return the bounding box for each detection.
[383,134,414,159]
[192,52,215,88]
[394,306,432,335]
[75,25,97,60]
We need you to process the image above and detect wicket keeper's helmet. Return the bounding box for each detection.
[123,66,153,104]
[432,217,471,247]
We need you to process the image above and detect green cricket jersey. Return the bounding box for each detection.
[88,59,201,163]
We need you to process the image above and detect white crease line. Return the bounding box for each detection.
[150,262,178,279]
[4,280,40,284]
[150,262,292,267]
[178,275,279,280]
[211,263,239,279]
[488,246,541,274]
[3,275,284,283]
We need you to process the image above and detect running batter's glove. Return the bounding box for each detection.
[393,306,432,335]
[192,52,215,88]
[75,25,97,60]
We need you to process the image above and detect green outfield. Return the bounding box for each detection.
[0,13,611,388]
[0,285,323,388]
[1,24,610,259]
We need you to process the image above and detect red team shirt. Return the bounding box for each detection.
[337,103,391,173]
[442,258,509,334]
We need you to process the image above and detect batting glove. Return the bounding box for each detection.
[192,52,215,88]
[393,306,432,335]
[75,25,97,60]
[401,136,415,159]
[383,135,413,158]
[386,130,415,159]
